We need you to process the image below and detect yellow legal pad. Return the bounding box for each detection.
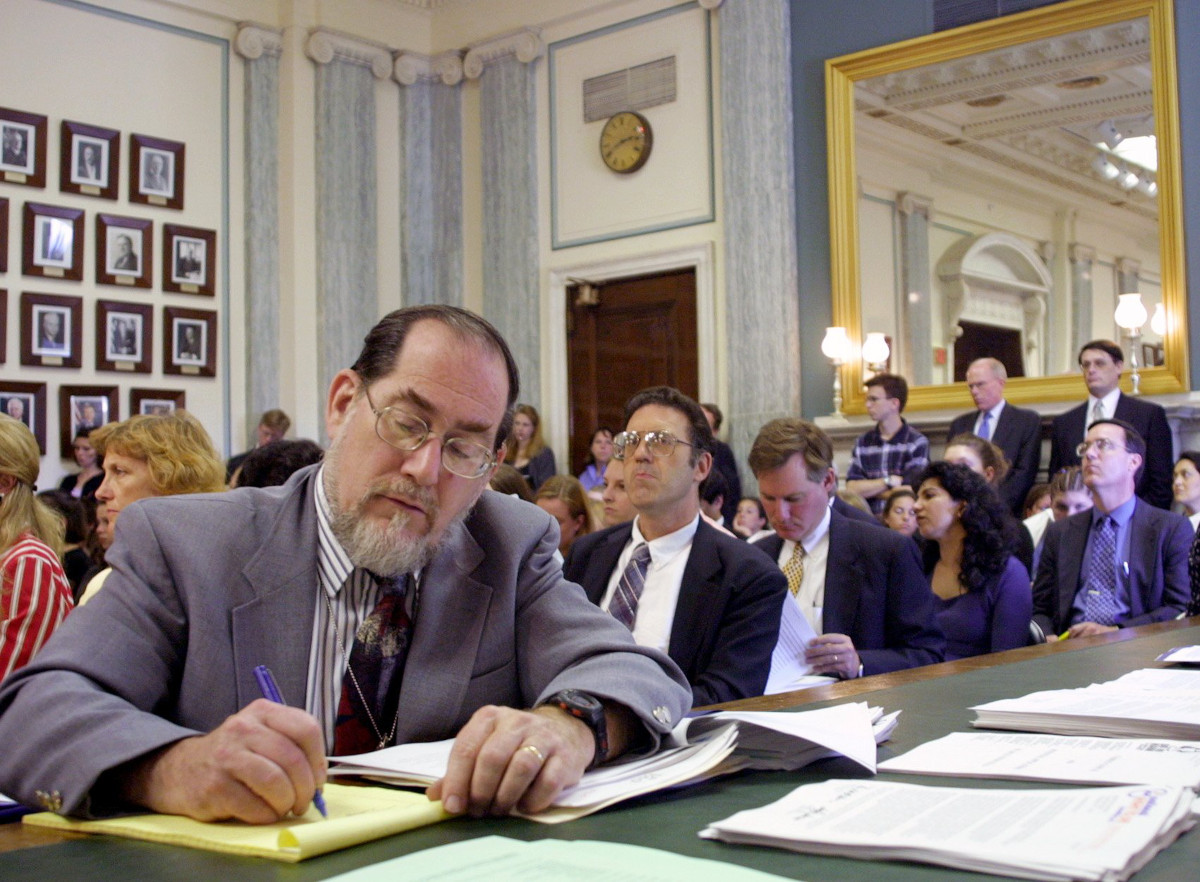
[22,783,450,862]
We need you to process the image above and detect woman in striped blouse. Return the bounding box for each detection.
[0,414,73,680]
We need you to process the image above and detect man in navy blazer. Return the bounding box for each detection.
[1047,340,1173,509]
[1033,418,1190,638]
[947,358,1042,516]
[748,418,943,679]
[564,387,786,707]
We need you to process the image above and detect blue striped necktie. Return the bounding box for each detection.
[610,543,651,629]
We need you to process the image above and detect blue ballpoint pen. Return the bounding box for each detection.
[253,664,329,818]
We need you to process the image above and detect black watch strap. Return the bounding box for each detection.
[540,689,608,769]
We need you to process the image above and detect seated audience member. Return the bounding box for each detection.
[1172,451,1200,529]
[836,489,873,519]
[535,475,593,558]
[506,403,556,493]
[79,410,227,604]
[699,469,729,527]
[564,386,786,706]
[749,417,943,679]
[489,463,534,503]
[913,462,1031,660]
[700,403,742,526]
[944,433,1035,575]
[78,500,114,602]
[1025,467,1092,575]
[732,496,772,542]
[226,408,291,483]
[1033,419,1191,639]
[845,373,930,515]
[234,439,325,488]
[0,305,690,823]
[36,490,92,594]
[577,428,613,497]
[0,415,74,680]
[1023,483,1052,519]
[880,487,917,538]
[59,431,103,499]
[600,459,635,527]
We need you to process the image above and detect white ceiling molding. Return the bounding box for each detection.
[394,50,464,86]
[234,23,282,60]
[462,27,544,80]
[306,29,393,79]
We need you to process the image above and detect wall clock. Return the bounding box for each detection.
[599,110,652,174]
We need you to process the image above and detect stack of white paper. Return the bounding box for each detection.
[1155,644,1200,664]
[971,668,1200,739]
[879,731,1200,789]
[701,779,1196,882]
[330,702,891,823]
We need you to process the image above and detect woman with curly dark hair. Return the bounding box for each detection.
[913,461,1031,660]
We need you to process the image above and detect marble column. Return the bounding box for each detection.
[465,29,544,407]
[715,0,799,490]
[1070,243,1096,357]
[897,193,934,386]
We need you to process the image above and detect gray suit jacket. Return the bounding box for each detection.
[0,467,690,817]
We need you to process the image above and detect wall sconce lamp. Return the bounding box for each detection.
[1151,302,1167,337]
[821,326,851,418]
[1114,293,1148,395]
[861,332,891,376]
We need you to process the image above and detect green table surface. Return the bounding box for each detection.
[4,619,1198,881]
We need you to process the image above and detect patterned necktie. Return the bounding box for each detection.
[333,574,412,756]
[1187,522,1200,618]
[1082,516,1120,626]
[1091,399,1105,426]
[610,543,651,629]
[783,543,807,597]
[978,410,992,441]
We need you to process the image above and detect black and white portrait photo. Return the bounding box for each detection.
[71,396,107,436]
[140,148,173,196]
[108,230,140,275]
[72,136,107,186]
[106,312,142,361]
[34,216,73,268]
[0,122,33,173]
[1,394,34,428]
[173,319,206,366]
[172,237,205,283]
[31,305,70,357]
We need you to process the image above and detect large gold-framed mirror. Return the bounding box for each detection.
[826,0,1186,413]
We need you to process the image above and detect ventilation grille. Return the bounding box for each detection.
[934,0,1058,32]
[583,56,676,123]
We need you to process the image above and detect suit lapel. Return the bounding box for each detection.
[822,512,861,635]
[1125,500,1152,605]
[667,522,721,673]
[581,525,634,604]
[1058,514,1090,625]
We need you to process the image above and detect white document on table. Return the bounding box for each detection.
[1155,644,1200,664]
[763,593,818,694]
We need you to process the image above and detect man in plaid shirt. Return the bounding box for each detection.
[846,373,929,515]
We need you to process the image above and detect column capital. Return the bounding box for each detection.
[896,191,933,219]
[1069,243,1096,263]
[394,50,464,86]
[463,28,544,80]
[306,28,393,79]
[234,24,282,60]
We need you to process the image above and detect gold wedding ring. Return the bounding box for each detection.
[522,744,546,764]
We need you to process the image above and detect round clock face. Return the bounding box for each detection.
[599,111,653,174]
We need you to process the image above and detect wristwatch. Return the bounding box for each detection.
[540,689,609,769]
[885,474,899,488]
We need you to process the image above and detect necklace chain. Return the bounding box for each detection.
[325,587,402,751]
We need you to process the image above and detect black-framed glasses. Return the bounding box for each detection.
[612,430,694,461]
[363,386,496,479]
[1076,438,1129,457]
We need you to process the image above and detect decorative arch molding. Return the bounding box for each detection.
[937,232,1051,376]
[463,28,545,80]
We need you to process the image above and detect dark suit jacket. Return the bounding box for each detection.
[1048,394,1173,509]
[948,403,1043,515]
[711,440,742,525]
[1031,498,1191,636]
[753,510,944,675]
[564,518,785,707]
[832,494,879,526]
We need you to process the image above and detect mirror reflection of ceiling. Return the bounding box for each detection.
[855,18,1156,221]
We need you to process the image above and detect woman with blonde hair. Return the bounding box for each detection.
[80,410,226,604]
[505,403,556,492]
[0,414,73,679]
[534,474,593,558]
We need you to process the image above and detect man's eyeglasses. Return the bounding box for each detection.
[363,386,495,479]
[612,430,694,461]
[1076,438,1130,457]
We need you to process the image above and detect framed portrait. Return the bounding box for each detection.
[0,107,47,187]
[96,214,152,288]
[20,291,82,368]
[58,385,118,458]
[0,381,48,453]
[60,121,119,199]
[130,133,184,209]
[162,224,215,295]
[163,306,216,377]
[131,387,185,416]
[0,289,5,364]
[22,202,84,281]
[96,299,152,373]
[0,197,7,272]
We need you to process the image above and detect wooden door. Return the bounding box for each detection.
[566,269,698,475]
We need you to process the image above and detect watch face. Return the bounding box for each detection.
[600,111,652,174]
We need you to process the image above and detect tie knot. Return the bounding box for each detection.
[631,543,651,566]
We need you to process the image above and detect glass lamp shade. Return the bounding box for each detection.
[861,332,890,367]
[1150,302,1167,336]
[821,326,850,362]
[1114,293,1148,332]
